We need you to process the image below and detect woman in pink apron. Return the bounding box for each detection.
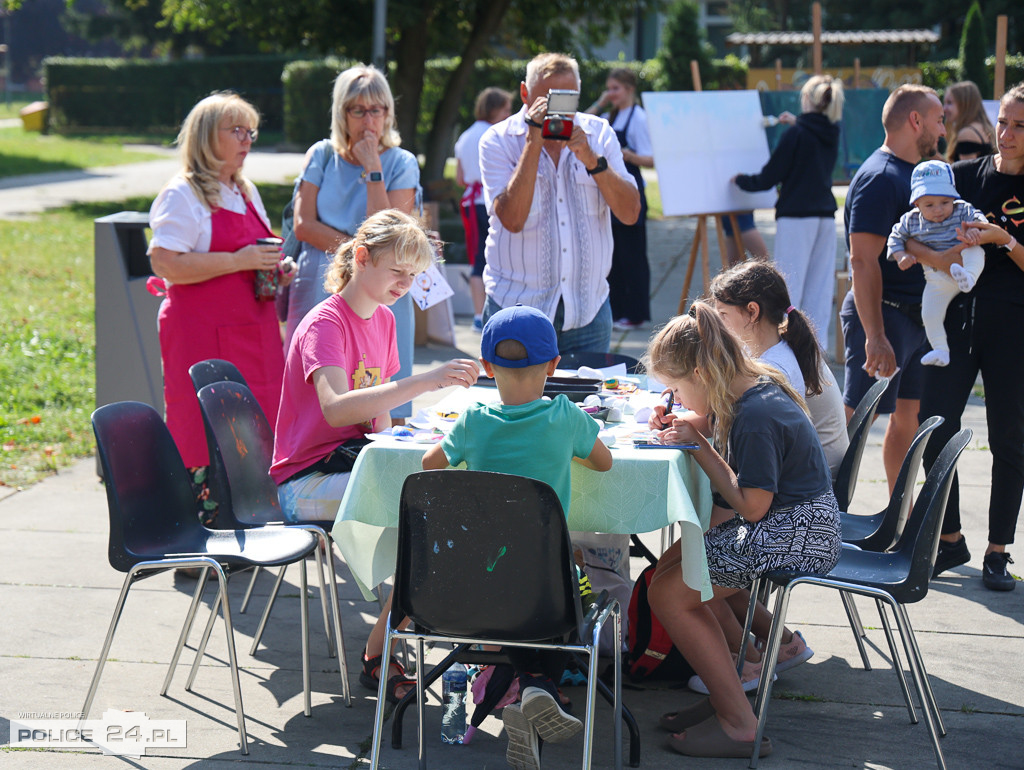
[148,92,292,523]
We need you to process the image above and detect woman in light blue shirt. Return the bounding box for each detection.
[288,64,420,417]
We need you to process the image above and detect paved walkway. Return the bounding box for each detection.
[0,155,1021,768]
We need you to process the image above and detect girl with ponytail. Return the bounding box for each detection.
[641,302,840,758]
[709,260,849,475]
[270,209,481,703]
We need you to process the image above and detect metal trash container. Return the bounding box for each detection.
[94,212,164,416]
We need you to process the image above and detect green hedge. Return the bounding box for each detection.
[282,56,747,151]
[44,55,299,134]
[921,55,1024,97]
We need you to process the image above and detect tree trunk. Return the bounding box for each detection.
[421,0,515,188]
[392,10,432,157]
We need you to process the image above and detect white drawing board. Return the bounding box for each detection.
[643,91,778,217]
[984,100,999,129]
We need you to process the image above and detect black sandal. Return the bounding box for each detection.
[360,649,416,704]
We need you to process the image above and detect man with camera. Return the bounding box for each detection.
[479,52,641,354]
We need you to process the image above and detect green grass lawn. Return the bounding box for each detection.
[0,93,44,121]
[0,127,169,179]
[0,183,294,488]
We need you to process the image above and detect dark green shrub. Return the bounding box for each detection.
[959,1,990,97]
[281,58,358,149]
[653,0,716,91]
[920,59,962,91]
[44,55,297,134]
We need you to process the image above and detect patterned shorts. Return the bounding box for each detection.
[704,491,842,589]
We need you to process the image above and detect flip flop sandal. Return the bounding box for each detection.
[667,715,772,758]
[658,697,714,732]
[359,649,417,705]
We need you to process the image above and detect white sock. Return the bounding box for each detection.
[950,263,976,292]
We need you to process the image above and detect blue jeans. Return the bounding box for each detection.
[483,296,612,356]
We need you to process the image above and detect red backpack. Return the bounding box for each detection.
[626,564,696,681]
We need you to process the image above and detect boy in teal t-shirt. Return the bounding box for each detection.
[422,304,612,769]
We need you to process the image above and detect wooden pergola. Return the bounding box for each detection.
[726,29,940,68]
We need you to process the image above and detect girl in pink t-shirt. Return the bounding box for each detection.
[271,209,480,702]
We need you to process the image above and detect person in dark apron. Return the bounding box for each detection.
[588,68,653,330]
[148,92,292,525]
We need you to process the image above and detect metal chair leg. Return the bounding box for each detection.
[322,537,352,705]
[312,546,336,659]
[249,564,287,655]
[897,604,946,736]
[186,578,224,690]
[841,591,872,670]
[368,626,396,769]
[300,559,311,717]
[211,563,249,755]
[162,566,210,695]
[82,569,140,721]
[875,599,917,723]
[749,583,793,768]
[416,637,427,770]
[239,566,261,614]
[889,601,947,770]
[737,580,760,677]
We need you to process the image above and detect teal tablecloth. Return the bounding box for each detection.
[331,404,715,601]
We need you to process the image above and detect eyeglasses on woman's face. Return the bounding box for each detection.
[221,125,258,142]
[347,105,388,119]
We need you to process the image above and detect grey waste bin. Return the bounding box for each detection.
[94,212,164,416]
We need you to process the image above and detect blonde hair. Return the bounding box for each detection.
[801,75,844,124]
[174,92,259,210]
[643,302,805,451]
[525,53,580,93]
[325,209,434,294]
[330,65,401,156]
[945,81,997,161]
[881,85,938,132]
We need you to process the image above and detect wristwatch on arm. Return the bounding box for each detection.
[362,170,383,183]
[586,156,608,176]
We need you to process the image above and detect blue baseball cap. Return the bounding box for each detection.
[480,305,559,368]
[910,160,959,204]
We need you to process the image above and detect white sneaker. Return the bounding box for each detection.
[519,685,582,743]
[503,703,540,770]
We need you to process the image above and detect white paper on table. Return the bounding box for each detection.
[408,262,454,311]
[554,364,629,379]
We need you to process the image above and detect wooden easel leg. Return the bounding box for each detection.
[678,217,704,314]
[701,220,711,294]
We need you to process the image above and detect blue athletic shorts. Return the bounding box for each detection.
[721,211,756,236]
[840,290,928,415]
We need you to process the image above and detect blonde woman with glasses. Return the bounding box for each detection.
[285,65,420,356]
[148,91,292,528]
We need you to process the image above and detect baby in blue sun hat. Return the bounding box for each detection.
[887,159,988,367]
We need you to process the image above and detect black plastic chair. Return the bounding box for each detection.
[368,470,624,770]
[833,375,890,512]
[842,415,944,551]
[743,429,972,770]
[558,351,642,375]
[84,401,322,754]
[188,359,249,527]
[196,381,352,708]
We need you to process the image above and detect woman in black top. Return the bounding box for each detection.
[733,75,844,345]
[943,81,996,162]
[914,82,1024,590]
